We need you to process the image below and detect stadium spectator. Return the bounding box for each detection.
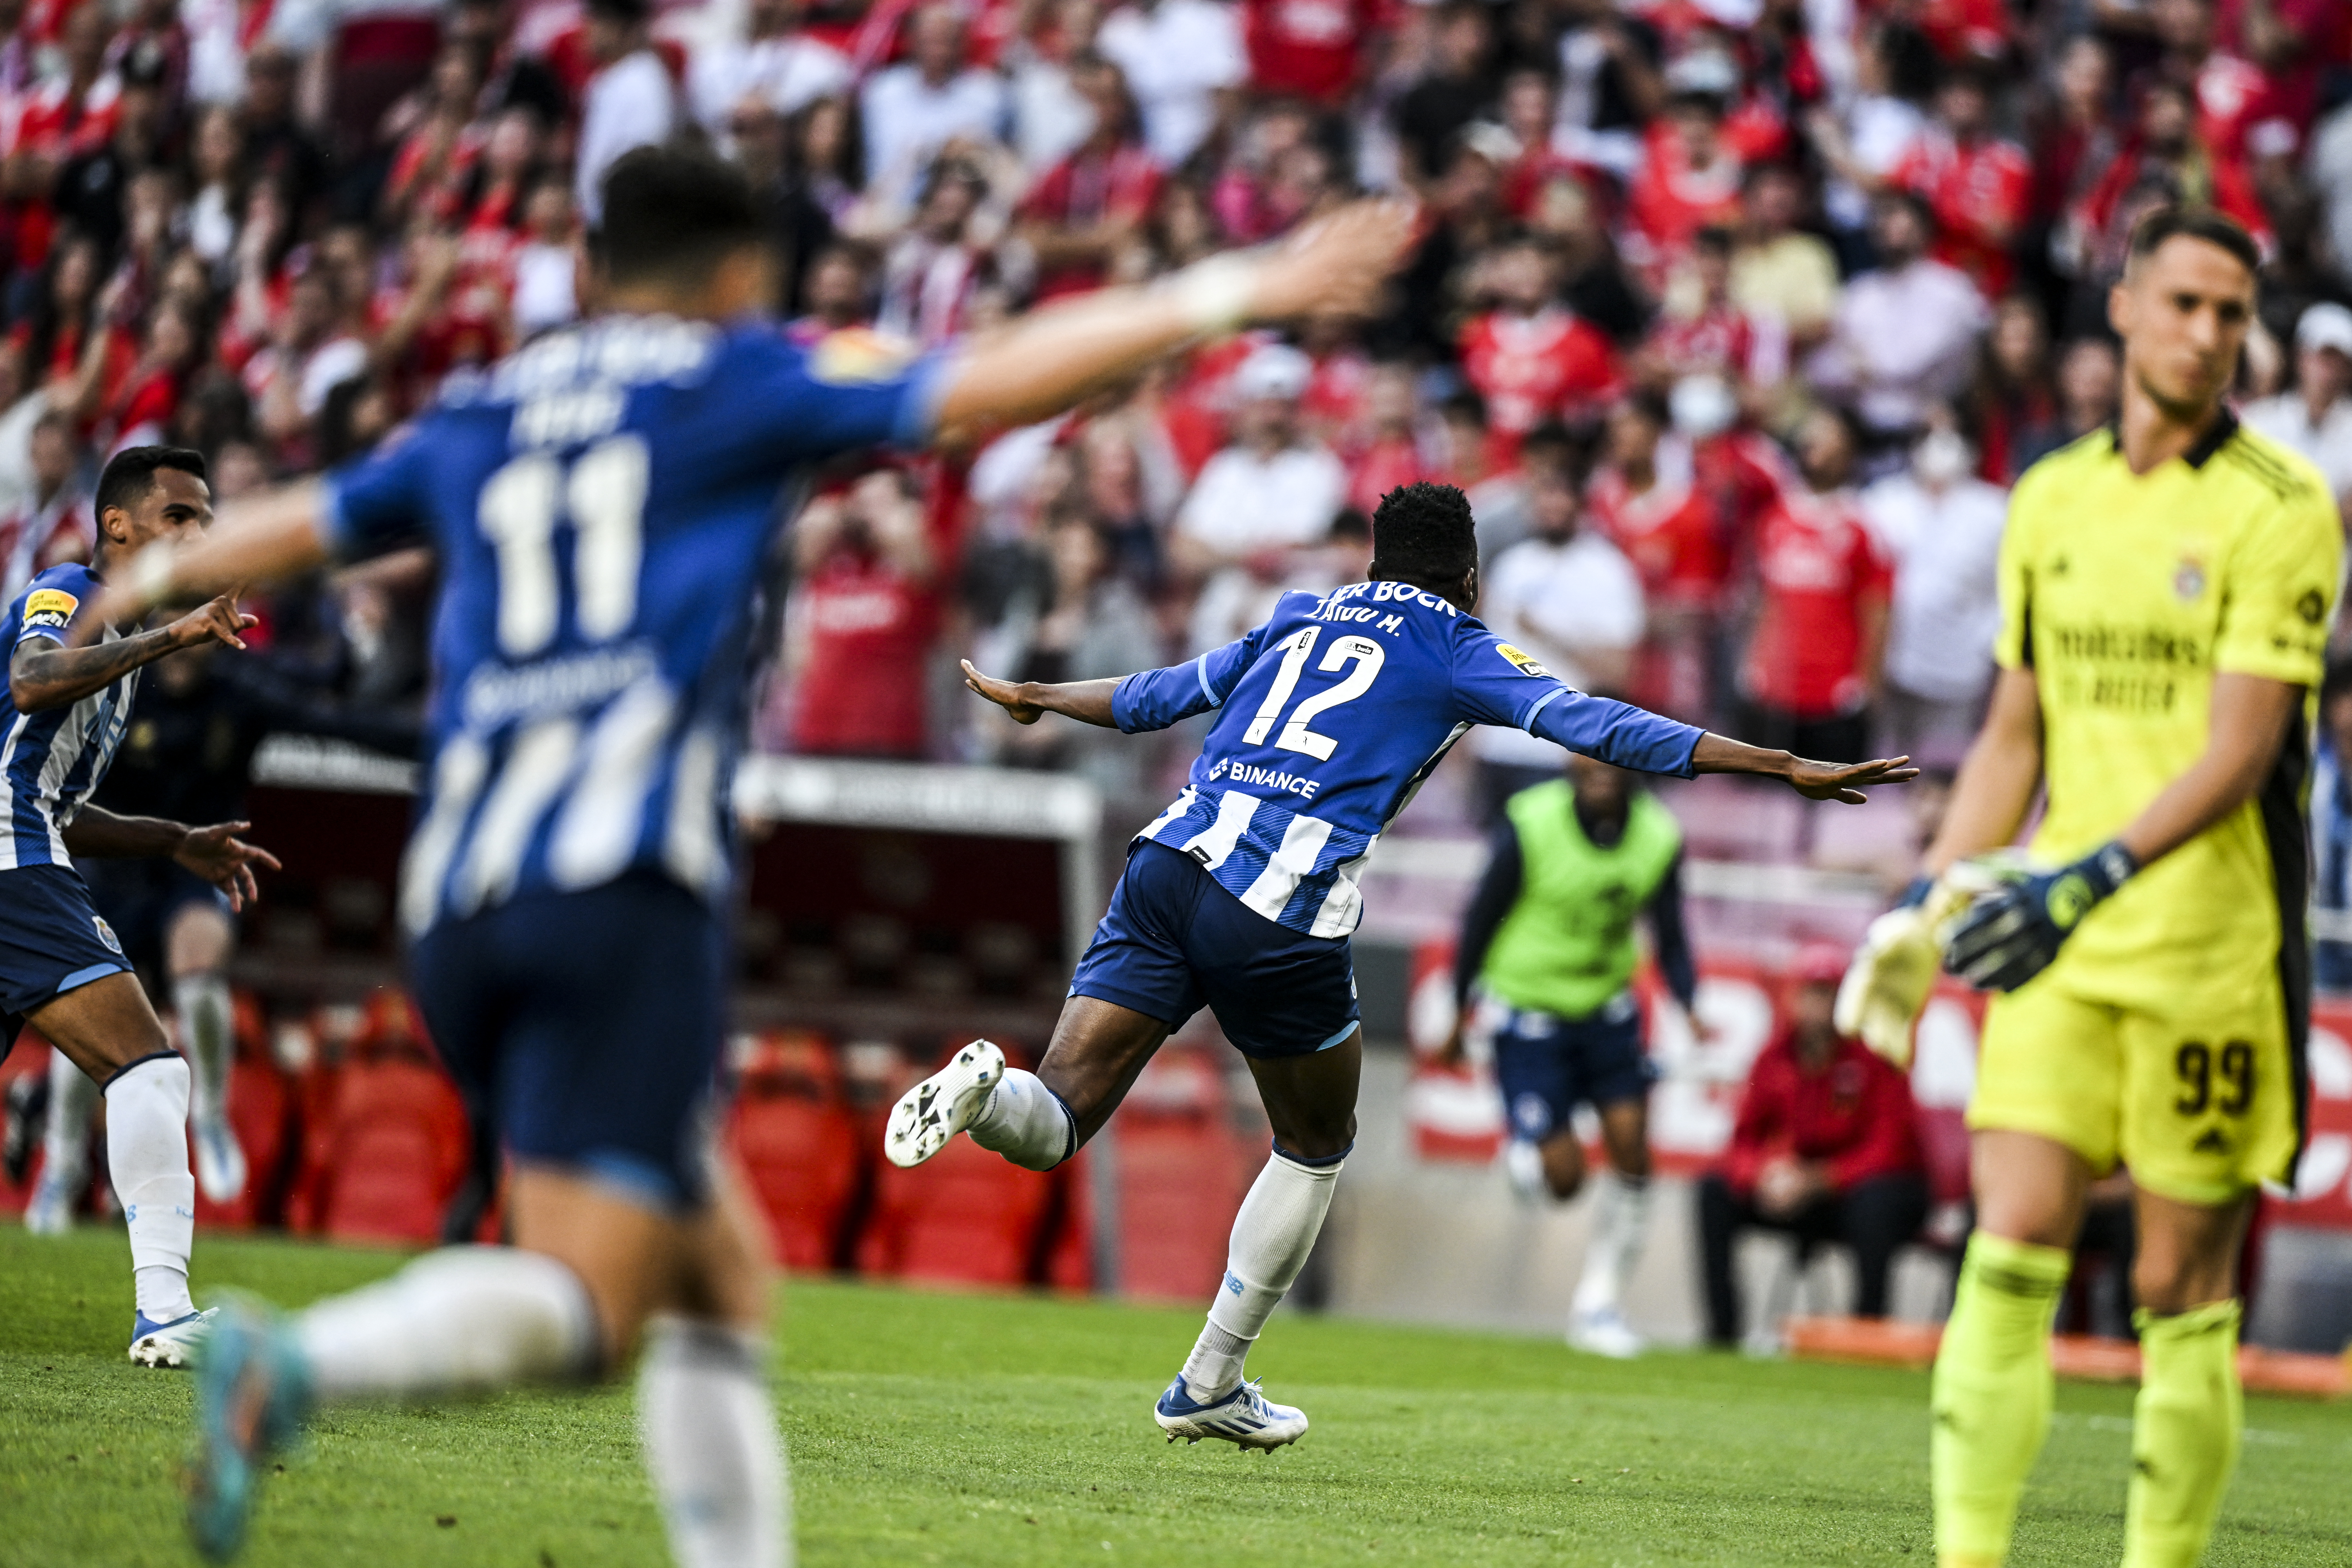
[1885,62,2031,299]
[688,0,851,136]
[2242,300,2352,516]
[1587,390,1722,722]
[777,468,942,761]
[0,406,91,601]
[1456,234,1619,460]
[2012,334,2123,474]
[1390,4,1496,190]
[1695,948,1929,1345]
[1094,0,1245,169]
[1811,192,1989,448]
[1728,162,1840,355]
[1015,54,1160,302]
[1862,409,2008,761]
[573,0,678,225]
[1737,408,1890,767]
[1169,342,1345,595]
[1467,463,1644,822]
[860,5,1008,206]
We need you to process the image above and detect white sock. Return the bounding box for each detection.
[1571,1170,1651,1320]
[176,973,235,1128]
[105,1055,196,1323]
[295,1246,600,1400]
[42,1048,97,1189]
[1180,1149,1342,1402]
[639,1317,791,1568]
[967,1069,1074,1171]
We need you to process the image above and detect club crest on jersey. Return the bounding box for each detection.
[93,916,121,955]
[2173,560,2206,602]
[22,587,77,633]
[1496,643,1550,679]
[809,327,917,386]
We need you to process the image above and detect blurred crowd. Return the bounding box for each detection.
[1,0,2349,829]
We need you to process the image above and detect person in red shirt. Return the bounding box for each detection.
[1017,54,1162,302]
[1341,361,1426,515]
[1736,406,1890,765]
[2067,79,2271,280]
[1886,62,2031,298]
[1624,82,1745,282]
[1588,391,1725,720]
[1642,226,1783,393]
[1456,235,1619,461]
[780,468,942,759]
[1696,947,1928,1345]
[1244,0,1386,105]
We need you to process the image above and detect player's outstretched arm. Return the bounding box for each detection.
[11,593,256,712]
[962,661,1121,728]
[930,201,1414,440]
[79,481,331,633]
[1688,732,1920,803]
[60,810,281,911]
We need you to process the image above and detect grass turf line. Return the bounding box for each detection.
[2,1226,2346,1566]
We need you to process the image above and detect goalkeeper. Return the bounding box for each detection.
[1843,207,2341,1568]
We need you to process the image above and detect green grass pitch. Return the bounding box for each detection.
[3,1226,2347,1566]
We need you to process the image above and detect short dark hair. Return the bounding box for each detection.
[96,445,206,520]
[592,145,766,289]
[2126,204,2262,278]
[1370,482,1478,588]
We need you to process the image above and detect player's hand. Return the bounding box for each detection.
[173,820,282,912]
[1754,1158,1811,1219]
[961,659,1042,724]
[1432,1019,1467,1069]
[1942,842,2138,993]
[164,592,257,652]
[1784,754,1919,804]
[1250,199,1416,322]
[1835,876,1940,1067]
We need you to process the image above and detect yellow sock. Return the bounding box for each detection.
[1931,1233,2071,1566]
[2123,1300,2242,1568]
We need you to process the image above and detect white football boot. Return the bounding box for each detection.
[192,1116,247,1204]
[884,1039,1006,1168]
[1566,1306,1644,1360]
[1154,1376,1309,1451]
[130,1305,218,1368]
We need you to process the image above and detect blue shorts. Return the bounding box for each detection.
[82,858,232,976]
[1069,840,1360,1059]
[0,863,132,1056]
[1490,992,1657,1143]
[408,871,728,1211]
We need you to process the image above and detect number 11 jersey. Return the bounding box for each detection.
[322,315,946,939]
[1113,581,1703,938]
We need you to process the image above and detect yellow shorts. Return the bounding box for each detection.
[1969,965,2303,1206]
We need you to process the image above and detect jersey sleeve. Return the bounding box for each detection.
[1451,626,1702,776]
[2212,478,2343,687]
[1992,474,2037,670]
[756,329,953,460]
[13,563,98,647]
[1111,616,1278,732]
[320,422,437,561]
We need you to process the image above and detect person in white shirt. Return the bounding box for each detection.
[575,0,678,225]
[1468,463,1646,823]
[1096,0,1244,169]
[690,0,851,136]
[1172,343,1346,647]
[1860,409,2007,761]
[2242,300,2352,521]
[1811,192,1989,443]
[860,6,1010,200]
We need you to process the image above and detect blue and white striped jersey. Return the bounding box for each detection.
[1113,582,1703,938]
[0,562,137,870]
[324,315,945,937]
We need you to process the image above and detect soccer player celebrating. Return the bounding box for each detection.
[100,146,1419,1565]
[0,445,276,1365]
[1892,207,2341,1567]
[903,480,1916,1449]
[1441,750,1697,1359]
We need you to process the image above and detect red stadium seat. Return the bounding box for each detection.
[856,1128,1056,1286]
[309,992,471,1246]
[728,1032,864,1270]
[0,1035,55,1217]
[1106,1047,1249,1303]
[193,992,298,1232]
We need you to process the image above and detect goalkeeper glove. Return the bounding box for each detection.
[1836,874,1980,1068]
[1942,841,2139,993]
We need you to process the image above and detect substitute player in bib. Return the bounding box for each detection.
[0,445,276,1365]
[98,147,1419,1565]
[1441,750,1698,1359]
[1908,208,2340,1567]
[907,480,1917,1449]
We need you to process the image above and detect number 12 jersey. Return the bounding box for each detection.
[1113,582,1703,937]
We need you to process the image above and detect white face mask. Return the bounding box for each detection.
[1913,428,1972,485]
[1670,374,1736,439]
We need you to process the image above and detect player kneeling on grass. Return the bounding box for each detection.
[1439,750,1697,1358]
[1837,206,2342,1568]
[894,481,1917,1450]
